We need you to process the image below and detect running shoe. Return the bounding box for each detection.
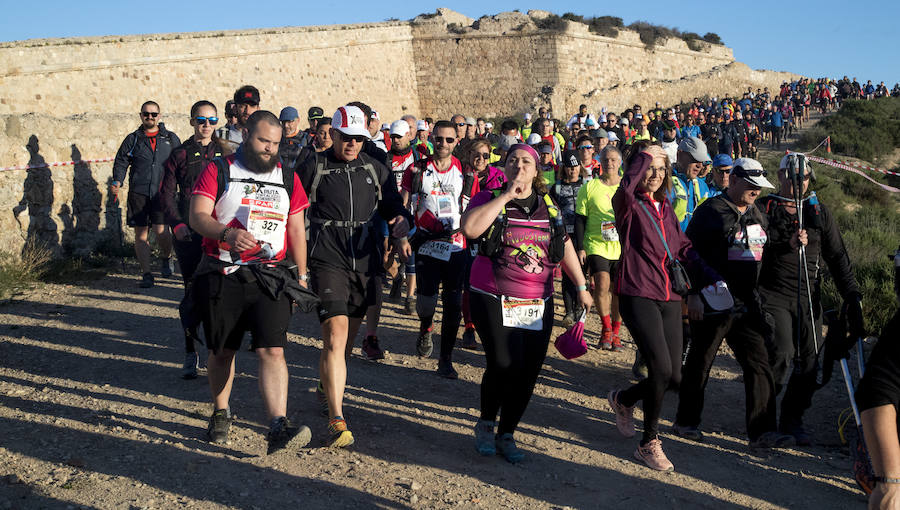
[328,417,355,448]
[495,433,525,464]
[316,381,329,417]
[416,328,433,358]
[207,409,232,444]
[599,330,613,350]
[610,333,625,352]
[474,420,496,456]
[402,297,415,316]
[634,438,674,472]
[266,417,312,454]
[749,431,796,449]
[672,423,704,442]
[160,257,174,277]
[607,390,635,438]
[561,314,575,329]
[437,357,458,380]
[361,335,385,361]
[182,352,199,380]
[459,327,478,350]
[139,272,154,288]
[389,275,404,301]
[780,424,812,447]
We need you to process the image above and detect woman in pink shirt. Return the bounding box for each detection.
[461,144,592,463]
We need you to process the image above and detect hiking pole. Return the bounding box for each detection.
[790,156,806,368]
[113,193,126,274]
[840,357,862,427]
[857,337,866,378]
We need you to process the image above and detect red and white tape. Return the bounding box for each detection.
[806,155,900,178]
[0,157,115,172]
[805,155,900,193]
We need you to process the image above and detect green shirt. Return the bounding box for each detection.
[575,178,621,260]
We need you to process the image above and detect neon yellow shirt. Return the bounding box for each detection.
[575,178,621,260]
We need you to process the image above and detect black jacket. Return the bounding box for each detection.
[757,194,860,301]
[686,193,768,310]
[112,123,180,197]
[297,149,411,275]
[278,132,307,174]
[158,136,226,229]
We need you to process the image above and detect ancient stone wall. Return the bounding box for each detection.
[0,8,803,257]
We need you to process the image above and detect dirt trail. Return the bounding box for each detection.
[0,266,868,509]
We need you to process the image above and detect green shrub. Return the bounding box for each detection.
[535,14,566,31]
[703,32,722,45]
[808,97,900,162]
[0,239,52,300]
[587,16,623,37]
[561,13,584,22]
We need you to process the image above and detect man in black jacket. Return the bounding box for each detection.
[297,105,412,448]
[675,158,796,449]
[758,153,864,445]
[111,100,180,288]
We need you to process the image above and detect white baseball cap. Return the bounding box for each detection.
[389,120,410,137]
[701,281,734,311]
[416,120,428,131]
[526,133,542,145]
[731,158,775,188]
[332,106,371,139]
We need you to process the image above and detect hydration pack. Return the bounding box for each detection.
[478,189,566,263]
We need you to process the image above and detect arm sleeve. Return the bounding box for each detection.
[819,203,860,299]
[112,134,134,184]
[574,214,587,252]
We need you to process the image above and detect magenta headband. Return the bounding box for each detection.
[507,143,539,163]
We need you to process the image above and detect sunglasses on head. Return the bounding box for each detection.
[193,116,218,125]
[140,111,159,118]
[733,167,767,177]
[434,136,456,144]
[473,152,491,159]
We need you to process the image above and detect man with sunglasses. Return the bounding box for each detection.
[111,100,180,288]
[573,135,599,178]
[278,106,305,173]
[707,154,732,197]
[158,99,229,379]
[297,105,412,448]
[401,120,479,379]
[216,85,260,151]
[675,158,796,449]
[757,154,863,445]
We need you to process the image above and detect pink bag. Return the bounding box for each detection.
[555,309,587,359]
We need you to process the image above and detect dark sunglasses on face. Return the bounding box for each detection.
[434,136,456,144]
[456,122,467,127]
[340,134,367,144]
[193,116,218,125]
[577,145,593,150]
[473,152,491,159]
[141,111,159,118]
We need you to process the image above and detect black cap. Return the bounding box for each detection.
[308,106,325,120]
[563,149,580,168]
[233,85,260,106]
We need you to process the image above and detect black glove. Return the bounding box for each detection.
[845,295,865,341]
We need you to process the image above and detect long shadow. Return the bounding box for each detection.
[13,135,58,255]
[0,416,409,509]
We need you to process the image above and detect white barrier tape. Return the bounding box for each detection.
[807,155,900,178]
[0,157,115,172]
[806,155,900,193]
[804,136,830,155]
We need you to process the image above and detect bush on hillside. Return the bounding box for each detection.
[703,32,722,45]
[587,16,624,37]
[799,97,900,162]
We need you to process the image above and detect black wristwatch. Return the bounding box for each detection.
[220,227,232,243]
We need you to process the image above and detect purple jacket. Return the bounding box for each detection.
[612,152,719,302]
[477,165,507,191]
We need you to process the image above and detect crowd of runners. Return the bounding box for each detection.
[107,78,900,505]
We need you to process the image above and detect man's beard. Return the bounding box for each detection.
[663,134,676,143]
[243,147,278,174]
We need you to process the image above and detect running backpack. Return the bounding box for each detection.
[478,189,566,263]
[211,156,294,202]
[305,151,381,229]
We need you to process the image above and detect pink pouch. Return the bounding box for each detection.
[555,309,587,360]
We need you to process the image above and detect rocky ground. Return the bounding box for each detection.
[0,268,870,510]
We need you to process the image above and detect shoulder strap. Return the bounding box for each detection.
[214,157,231,202]
[308,152,327,205]
[638,201,674,260]
[361,162,382,202]
[126,132,139,159]
[282,164,294,199]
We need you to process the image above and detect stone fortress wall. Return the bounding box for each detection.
[0,8,800,257]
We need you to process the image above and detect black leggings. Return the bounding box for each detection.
[617,295,683,443]
[416,250,465,359]
[173,233,204,353]
[471,291,553,435]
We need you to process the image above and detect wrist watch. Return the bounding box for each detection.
[220,227,232,243]
[299,273,311,282]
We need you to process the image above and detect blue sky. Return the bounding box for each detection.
[3,0,897,85]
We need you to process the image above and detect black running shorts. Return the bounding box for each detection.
[586,254,619,277]
[310,264,372,322]
[126,191,165,227]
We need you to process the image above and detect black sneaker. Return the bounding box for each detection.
[459,328,478,350]
[416,329,433,357]
[361,335,385,361]
[139,272,155,288]
[389,275,404,301]
[207,409,232,443]
[266,417,312,454]
[402,298,414,316]
[437,357,458,379]
[160,257,174,277]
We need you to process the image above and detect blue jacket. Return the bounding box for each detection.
[770,111,784,128]
[668,169,710,232]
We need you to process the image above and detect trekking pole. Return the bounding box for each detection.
[840,357,862,427]
[857,337,866,378]
[113,193,126,273]
[790,157,806,366]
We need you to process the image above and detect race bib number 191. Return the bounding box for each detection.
[501,296,545,330]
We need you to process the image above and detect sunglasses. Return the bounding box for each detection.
[339,134,368,144]
[473,152,491,160]
[140,111,159,118]
[577,145,593,150]
[456,122,467,127]
[434,136,456,144]
[193,116,219,125]
[734,167,767,177]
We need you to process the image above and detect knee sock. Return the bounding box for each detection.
[601,315,613,332]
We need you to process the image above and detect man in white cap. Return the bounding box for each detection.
[675,158,795,449]
[413,119,433,158]
[297,105,412,448]
[385,119,420,312]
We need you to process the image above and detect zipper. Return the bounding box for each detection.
[347,165,355,272]
[646,193,671,301]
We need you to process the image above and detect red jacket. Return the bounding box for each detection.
[612,152,719,301]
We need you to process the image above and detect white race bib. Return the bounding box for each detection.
[601,221,619,242]
[245,198,286,245]
[418,240,452,261]
[501,296,546,330]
